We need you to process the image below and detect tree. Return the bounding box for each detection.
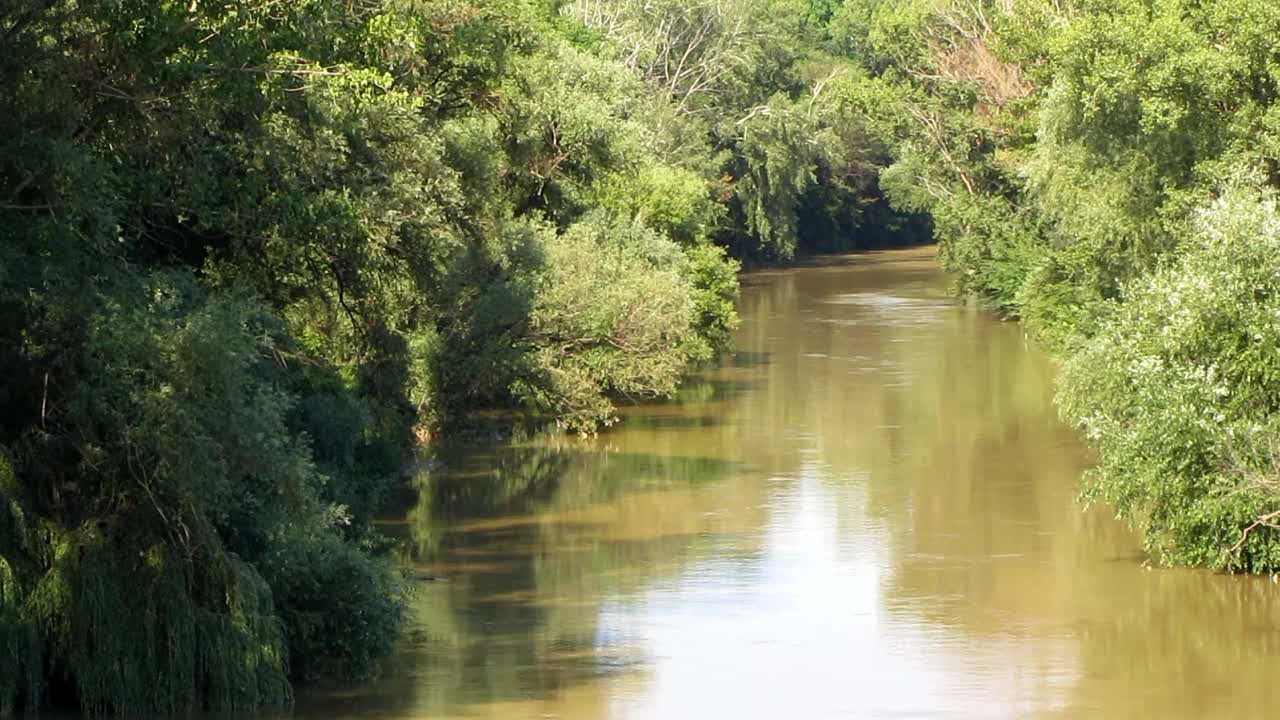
[1059,189,1280,573]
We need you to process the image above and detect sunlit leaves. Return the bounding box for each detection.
[1060,189,1280,572]
[514,215,697,432]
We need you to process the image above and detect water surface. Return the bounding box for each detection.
[300,246,1280,719]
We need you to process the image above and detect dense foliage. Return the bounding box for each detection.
[819,0,1280,572]
[0,0,921,714]
[1059,190,1280,572]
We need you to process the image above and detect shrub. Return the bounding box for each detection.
[512,215,698,432]
[258,535,408,684]
[1059,188,1280,572]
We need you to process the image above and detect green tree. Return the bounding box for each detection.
[1059,189,1280,573]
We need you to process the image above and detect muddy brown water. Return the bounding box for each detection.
[297,246,1280,719]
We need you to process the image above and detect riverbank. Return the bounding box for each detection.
[835,1,1280,573]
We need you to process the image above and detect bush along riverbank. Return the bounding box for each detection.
[822,0,1280,572]
[0,0,924,713]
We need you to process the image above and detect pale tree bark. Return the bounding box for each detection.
[562,0,761,114]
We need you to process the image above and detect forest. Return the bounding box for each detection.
[3,0,1280,714]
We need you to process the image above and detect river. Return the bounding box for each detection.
[298,246,1280,719]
